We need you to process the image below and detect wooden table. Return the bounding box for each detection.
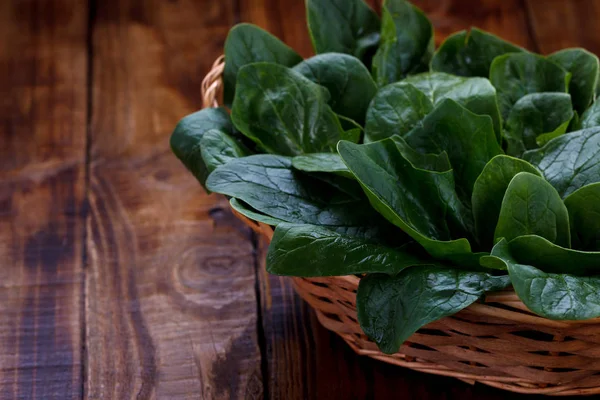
[1,0,598,398]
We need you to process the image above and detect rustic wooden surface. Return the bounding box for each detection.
[0,0,598,399]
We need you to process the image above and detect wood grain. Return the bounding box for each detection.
[525,0,600,54]
[86,0,261,398]
[0,0,88,399]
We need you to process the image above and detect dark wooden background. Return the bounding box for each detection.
[1,0,599,399]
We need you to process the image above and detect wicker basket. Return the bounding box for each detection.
[202,56,600,396]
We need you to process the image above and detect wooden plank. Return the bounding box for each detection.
[525,0,600,54]
[86,0,262,398]
[239,0,547,399]
[0,0,88,398]
[413,0,536,48]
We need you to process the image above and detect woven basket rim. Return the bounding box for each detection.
[200,54,600,396]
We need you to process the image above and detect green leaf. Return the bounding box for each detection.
[579,101,600,129]
[523,127,600,198]
[564,183,600,251]
[357,267,510,354]
[494,172,570,247]
[549,48,599,114]
[338,139,482,266]
[231,63,345,156]
[223,24,303,107]
[472,155,541,249]
[306,0,380,62]
[292,153,352,178]
[405,73,503,141]
[293,53,377,124]
[489,52,570,119]
[491,240,600,320]
[229,198,284,226]
[200,129,252,173]
[504,93,574,156]
[508,235,600,276]
[371,0,434,86]
[431,28,525,77]
[403,99,503,201]
[170,107,235,189]
[206,154,388,237]
[392,136,451,172]
[364,82,433,142]
[267,224,434,277]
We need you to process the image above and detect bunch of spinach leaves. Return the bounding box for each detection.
[171,0,600,355]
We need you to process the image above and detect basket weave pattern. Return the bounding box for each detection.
[202,57,600,396]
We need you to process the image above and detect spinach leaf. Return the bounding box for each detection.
[494,172,570,247]
[229,198,284,227]
[404,72,502,141]
[491,240,600,320]
[292,153,352,178]
[206,154,388,237]
[472,155,541,249]
[579,101,600,129]
[267,224,432,277]
[223,24,303,106]
[564,183,600,251]
[489,52,570,119]
[357,267,510,354]
[293,53,377,124]
[403,99,503,201]
[231,63,345,156]
[431,28,524,77]
[523,127,600,198]
[392,136,452,172]
[170,107,235,189]
[364,82,433,142]
[306,0,380,63]
[549,48,599,114]
[338,139,483,266]
[372,0,434,86]
[504,93,574,156]
[200,129,252,173]
[508,235,600,276]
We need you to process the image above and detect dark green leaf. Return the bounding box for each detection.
[357,267,510,354]
[494,172,570,247]
[472,155,541,249]
[489,52,570,119]
[371,0,434,86]
[523,127,600,198]
[200,129,252,173]
[549,48,599,114]
[206,154,388,237]
[431,28,524,77]
[292,153,352,178]
[223,24,303,106]
[491,240,600,320]
[504,93,574,156]
[170,107,235,189]
[579,101,600,129]
[231,63,345,156]
[293,53,377,124]
[364,82,433,142]
[306,0,380,62]
[267,224,433,277]
[508,235,600,276]
[229,198,283,226]
[392,136,451,172]
[564,183,600,251]
[338,139,482,266]
[404,72,503,141]
[403,99,503,201]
